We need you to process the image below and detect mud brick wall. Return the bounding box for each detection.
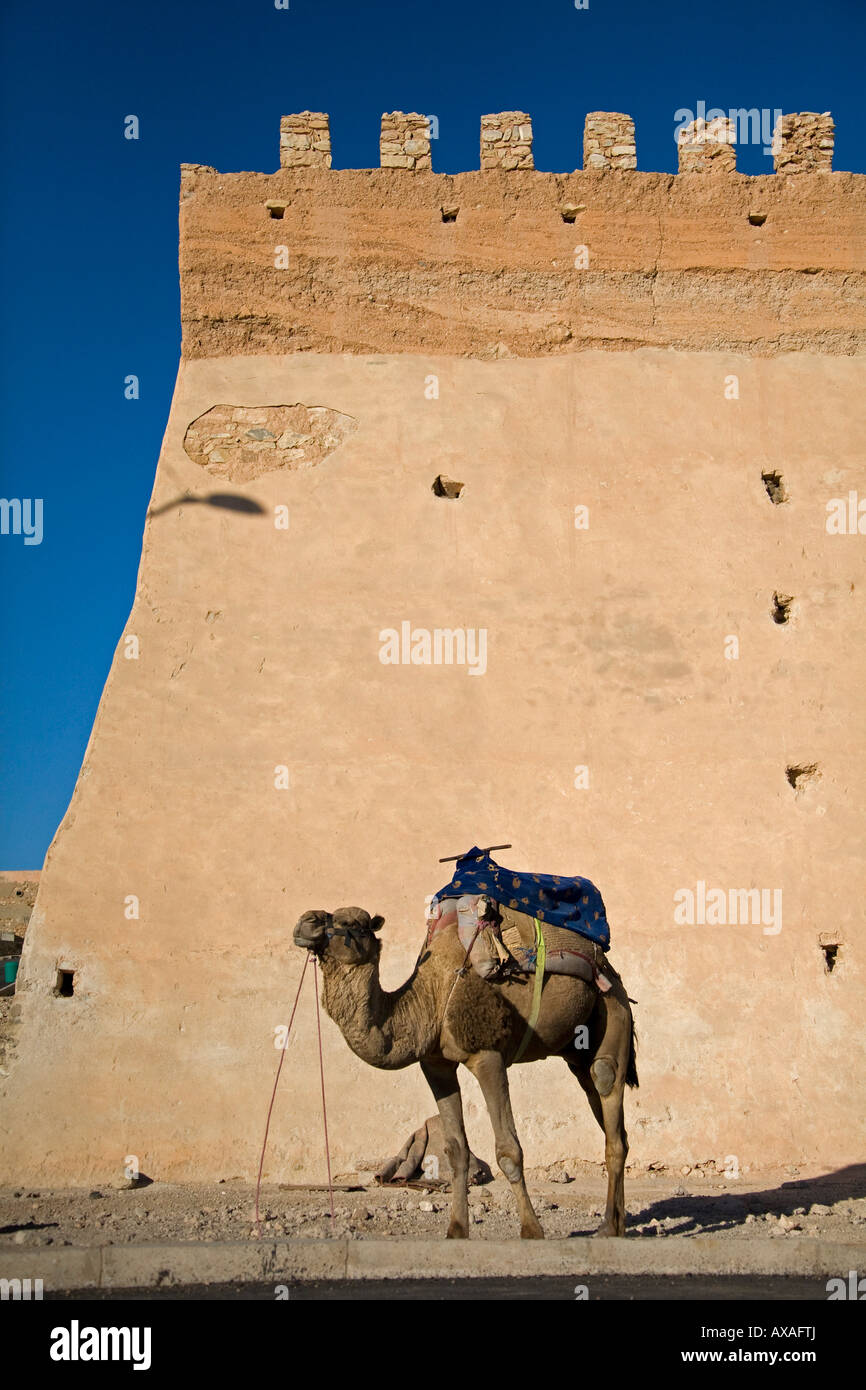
[0,874,39,939]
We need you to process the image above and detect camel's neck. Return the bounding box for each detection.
[318,948,442,1070]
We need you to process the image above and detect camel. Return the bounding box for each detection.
[293,906,638,1239]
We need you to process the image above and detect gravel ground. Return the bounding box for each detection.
[2,1162,865,1248]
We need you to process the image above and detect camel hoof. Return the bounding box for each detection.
[446,1223,468,1240]
[594,1220,622,1238]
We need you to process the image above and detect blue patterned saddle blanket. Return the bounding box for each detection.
[434,846,610,951]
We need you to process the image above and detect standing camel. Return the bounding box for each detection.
[293,904,638,1238]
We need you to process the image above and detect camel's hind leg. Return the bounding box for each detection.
[420,1058,469,1239]
[466,1050,544,1240]
[569,1062,629,1236]
[568,987,634,1237]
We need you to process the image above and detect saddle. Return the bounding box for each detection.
[426,893,613,992]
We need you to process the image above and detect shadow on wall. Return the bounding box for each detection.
[147,492,266,519]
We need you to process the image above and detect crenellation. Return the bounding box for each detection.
[583,113,636,170]
[267,109,850,177]
[677,116,737,174]
[481,112,534,170]
[280,112,332,169]
[380,113,433,170]
[773,112,835,173]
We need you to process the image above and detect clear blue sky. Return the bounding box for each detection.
[1,0,863,867]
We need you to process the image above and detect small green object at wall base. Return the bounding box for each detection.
[4,960,19,984]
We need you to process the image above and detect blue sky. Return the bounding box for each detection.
[1,0,863,867]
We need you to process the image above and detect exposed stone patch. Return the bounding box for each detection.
[480,113,534,170]
[183,404,358,483]
[279,112,332,170]
[773,113,834,174]
[583,113,636,170]
[380,113,432,171]
[677,117,737,174]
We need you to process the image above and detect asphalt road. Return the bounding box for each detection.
[49,1274,830,1300]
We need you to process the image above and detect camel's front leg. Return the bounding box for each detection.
[466,1051,544,1239]
[420,1058,469,1239]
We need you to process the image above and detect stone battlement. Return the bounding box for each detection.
[176,107,864,360]
[267,109,841,175]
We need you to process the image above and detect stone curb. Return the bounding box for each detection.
[1,1236,864,1291]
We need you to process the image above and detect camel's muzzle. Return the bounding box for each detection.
[294,929,324,953]
[293,911,332,953]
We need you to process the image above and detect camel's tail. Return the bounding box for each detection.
[626,1022,639,1089]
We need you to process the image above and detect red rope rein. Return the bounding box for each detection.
[253,950,336,1237]
[313,957,336,1228]
[253,951,310,1234]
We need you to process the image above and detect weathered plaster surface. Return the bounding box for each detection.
[2,346,864,1183]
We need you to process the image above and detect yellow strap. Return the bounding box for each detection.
[514,919,545,1062]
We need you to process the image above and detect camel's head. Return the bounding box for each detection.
[293,906,384,966]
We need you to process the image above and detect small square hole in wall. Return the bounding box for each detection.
[560,204,585,223]
[761,471,788,505]
[819,935,840,974]
[266,202,286,220]
[771,591,794,624]
[441,205,459,223]
[786,762,820,795]
[54,968,75,997]
[432,474,464,498]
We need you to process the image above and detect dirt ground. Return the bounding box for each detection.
[2,1161,865,1248]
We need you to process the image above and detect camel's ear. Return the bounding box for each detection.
[370,915,385,932]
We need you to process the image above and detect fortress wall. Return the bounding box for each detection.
[1,114,864,1186]
[179,164,866,361]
